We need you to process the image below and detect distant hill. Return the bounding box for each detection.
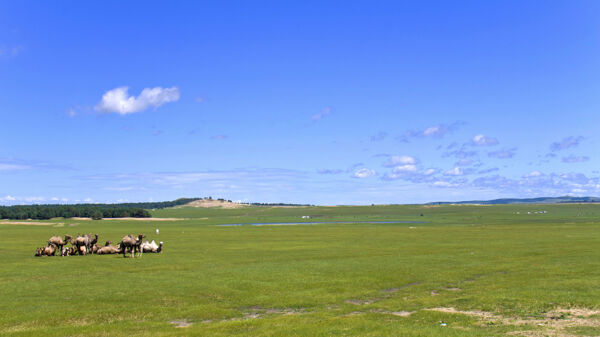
[177,198,246,209]
[178,199,313,208]
[427,196,600,205]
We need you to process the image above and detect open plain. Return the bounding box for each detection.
[2,203,600,336]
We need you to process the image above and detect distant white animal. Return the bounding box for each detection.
[141,240,163,253]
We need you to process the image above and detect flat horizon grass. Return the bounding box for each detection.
[1,203,600,336]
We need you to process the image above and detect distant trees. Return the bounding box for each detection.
[0,198,205,220]
[0,205,151,220]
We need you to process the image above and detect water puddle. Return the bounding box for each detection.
[217,221,425,227]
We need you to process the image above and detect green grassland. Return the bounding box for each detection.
[2,203,600,336]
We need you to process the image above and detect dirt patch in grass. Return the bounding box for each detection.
[343,310,414,318]
[170,319,193,328]
[426,307,503,320]
[345,299,377,305]
[426,307,600,336]
[214,307,306,323]
[372,309,414,317]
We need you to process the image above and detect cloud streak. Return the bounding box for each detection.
[562,155,589,163]
[472,134,499,146]
[488,148,517,159]
[397,121,464,142]
[550,136,584,151]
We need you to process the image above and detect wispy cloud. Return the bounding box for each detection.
[210,135,228,140]
[397,121,464,142]
[0,195,76,205]
[79,168,309,191]
[370,131,388,141]
[524,170,543,178]
[488,148,517,159]
[383,155,417,167]
[318,163,365,175]
[95,86,180,115]
[0,163,31,171]
[472,134,499,146]
[550,136,584,151]
[473,171,600,196]
[478,167,499,174]
[66,105,95,117]
[317,169,344,175]
[562,155,590,163]
[0,45,24,59]
[457,157,479,167]
[353,168,376,178]
[444,167,464,176]
[311,107,332,121]
[0,158,73,171]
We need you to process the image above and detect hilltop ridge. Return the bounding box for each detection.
[427,196,600,205]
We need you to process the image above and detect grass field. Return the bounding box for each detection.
[2,203,600,336]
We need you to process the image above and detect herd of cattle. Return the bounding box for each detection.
[34,233,163,258]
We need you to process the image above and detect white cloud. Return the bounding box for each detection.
[432,181,456,187]
[384,155,417,167]
[353,168,376,178]
[0,195,46,204]
[472,134,499,146]
[423,125,443,136]
[393,164,418,173]
[423,168,436,176]
[444,167,463,176]
[95,86,180,114]
[524,170,542,178]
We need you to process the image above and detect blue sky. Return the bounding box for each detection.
[1,1,599,205]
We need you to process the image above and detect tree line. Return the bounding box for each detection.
[0,198,201,220]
